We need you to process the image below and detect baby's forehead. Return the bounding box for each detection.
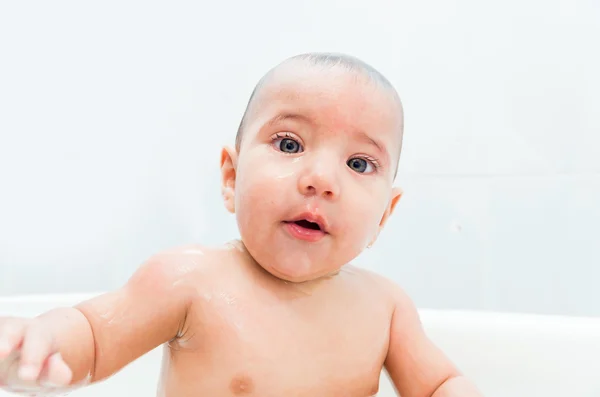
[262,62,392,99]
[251,66,403,137]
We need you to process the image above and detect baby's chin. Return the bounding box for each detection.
[259,258,341,284]
[237,234,345,283]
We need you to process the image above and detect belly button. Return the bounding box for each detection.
[229,374,254,395]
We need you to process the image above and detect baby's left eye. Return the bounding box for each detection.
[347,158,373,174]
[279,138,301,153]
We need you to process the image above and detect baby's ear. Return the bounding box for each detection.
[381,186,402,226]
[220,146,238,213]
[372,186,403,244]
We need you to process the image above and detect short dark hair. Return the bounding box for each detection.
[235,52,403,176]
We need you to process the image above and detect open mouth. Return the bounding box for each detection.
[292,219,322,231]
[283,214,328,242]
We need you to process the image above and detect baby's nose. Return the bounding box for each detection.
[297,162,340,199]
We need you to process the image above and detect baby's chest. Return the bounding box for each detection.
[171,292,390,395]
[196,297,387,360]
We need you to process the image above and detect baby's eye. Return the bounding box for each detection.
[347,157,373,174]
[275,137,302,153]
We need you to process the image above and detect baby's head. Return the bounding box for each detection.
[221,53,404,282]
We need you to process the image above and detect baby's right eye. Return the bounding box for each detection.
[273,137,303,153]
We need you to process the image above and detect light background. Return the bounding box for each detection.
[0,0,598,316]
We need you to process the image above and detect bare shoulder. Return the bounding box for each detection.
[75,241,239,334]
[132,241,242,289]
[342,264,414,315]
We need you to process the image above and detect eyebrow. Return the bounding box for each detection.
[355,130,387,158]
[265,112,315,128]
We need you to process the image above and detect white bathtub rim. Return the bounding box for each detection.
[2,292,600,327]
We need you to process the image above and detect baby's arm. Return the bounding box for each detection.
[73,253,193,382]
[0,252,194,389]
[383,285,483,397]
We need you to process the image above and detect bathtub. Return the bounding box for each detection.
[2,293,600,396]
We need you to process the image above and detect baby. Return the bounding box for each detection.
[0,53,483,396]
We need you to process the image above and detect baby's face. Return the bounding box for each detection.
[222,64,403,282]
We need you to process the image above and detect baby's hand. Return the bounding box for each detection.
[0,316,73,393]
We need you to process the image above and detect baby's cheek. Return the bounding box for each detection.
[348,208,381,244]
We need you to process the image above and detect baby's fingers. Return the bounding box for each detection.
[0,318,26,359]
[17,321,56,381]
[38,352,72,387]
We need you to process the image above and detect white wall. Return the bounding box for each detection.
[0,0,598,317]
